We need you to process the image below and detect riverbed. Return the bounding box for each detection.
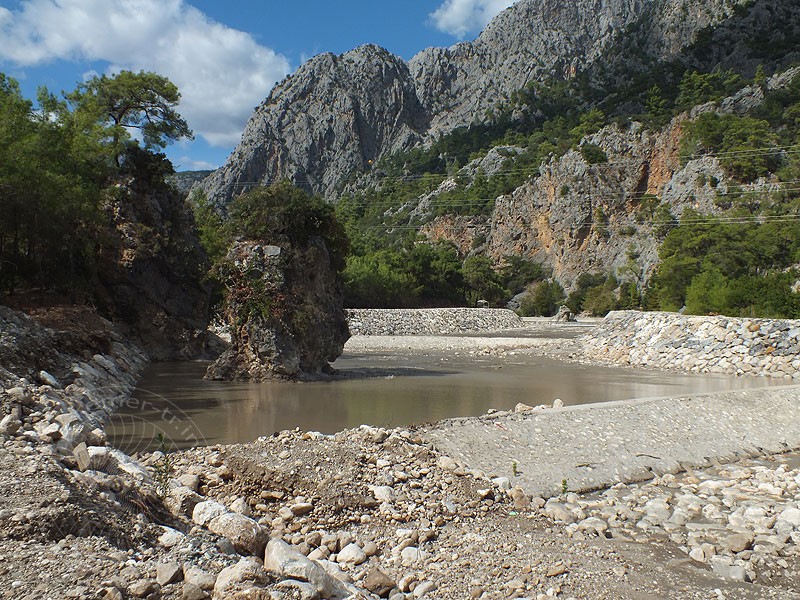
[107,331,783,452]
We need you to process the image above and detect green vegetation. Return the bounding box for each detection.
[65,70,192,166]
[191,182,352,321]
[153,432,174,500]
[680,113,779,182]
[647,203,800,317]
[343,241,464,308]
[0,71,191,296]
[519,280,565,317]
[580,143,608,164]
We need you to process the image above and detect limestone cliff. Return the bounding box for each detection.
[484,67,800,291]
[198,0,780,205]
[200,45,428,203]
[94,174,211,360]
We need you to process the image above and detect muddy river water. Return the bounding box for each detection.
[108,333,784,452]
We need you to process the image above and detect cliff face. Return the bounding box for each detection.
[201,0,766,204]
[206,238,349,381]
[484,67,800,290]
[200,45,428,203]
[94,176,211,360]
[408,0,648,137]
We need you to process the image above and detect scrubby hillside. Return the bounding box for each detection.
[199,0,800,317]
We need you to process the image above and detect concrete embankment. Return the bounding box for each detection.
[583,310,800,379]
[346,308,523,335]
[423,385,800,499]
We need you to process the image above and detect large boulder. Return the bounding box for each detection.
[205,238,349,381]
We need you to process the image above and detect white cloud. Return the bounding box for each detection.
[176,156,217,171]
[0,0,291,147]
[429,0,517,38]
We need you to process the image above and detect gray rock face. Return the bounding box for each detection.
[199,0,773,205]
[409,0,648,137]
[206,239,349,381]
[200,44,428,203]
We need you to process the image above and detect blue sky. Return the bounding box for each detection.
[0,0,517,171]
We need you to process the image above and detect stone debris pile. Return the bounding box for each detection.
[346,308,523,336]
[542,457,800,588]
[583,310,800,379]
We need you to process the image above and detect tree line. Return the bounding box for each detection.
[0,70,190,296]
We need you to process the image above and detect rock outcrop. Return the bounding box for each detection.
[408,0,649,137]
[206,239,349,381]
[200,44,428,203]
[484,66,800,291]
[94,174,211,360]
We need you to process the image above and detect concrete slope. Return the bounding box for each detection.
[422,385,800,498]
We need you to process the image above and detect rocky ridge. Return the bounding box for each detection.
[199,0,767,205]
[480,66,800,290]
[199,45,429,203]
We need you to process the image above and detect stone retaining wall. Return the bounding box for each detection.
[583,310,800,379]
[0,305,148,447]
[345,308,523,336]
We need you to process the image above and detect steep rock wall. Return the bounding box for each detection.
[200,0,766,204]
[200,45,428,203]
[485,67,800,291]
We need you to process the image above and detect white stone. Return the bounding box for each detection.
[400,546,426,566]
[414,580,437,597]
[208,512,266,555]
[369,485,395,502]
[213,557,269,597]
[777,507,800,528]
[264,539,352,599]
[192,499,227,526]
[492,476,511,491]
[336,543,367,565]
[158,527,185,548]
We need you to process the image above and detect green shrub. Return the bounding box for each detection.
[582,285,617,316]
[519,280,565,316]
[580,143,608,164]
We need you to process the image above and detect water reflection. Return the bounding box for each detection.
[107,352,784,451]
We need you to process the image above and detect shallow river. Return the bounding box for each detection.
[107,340,783,453]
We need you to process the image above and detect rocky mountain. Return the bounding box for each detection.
[421,66,799,291]
[169,169,212,196]
[198,0,785,205]
[200,45,429,203]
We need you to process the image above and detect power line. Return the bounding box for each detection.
[356,211,800,232]
[219,145,800,190]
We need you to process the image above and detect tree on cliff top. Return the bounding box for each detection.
[194,181,351,274]
[67,70,193,166]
